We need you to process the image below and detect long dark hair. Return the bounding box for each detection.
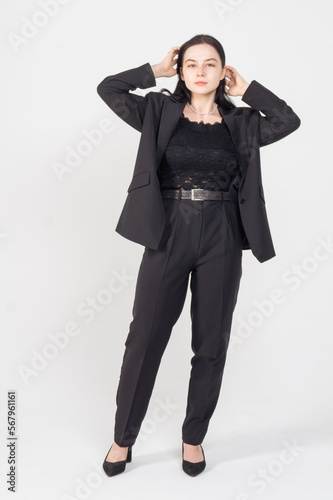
[160,34,236,110]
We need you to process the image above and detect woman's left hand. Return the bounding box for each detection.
[224,65,250,97]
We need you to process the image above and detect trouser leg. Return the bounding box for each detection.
[114,198,192,447]
[181,198,243,445]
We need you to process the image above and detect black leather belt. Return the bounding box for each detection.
[161,188,230,201]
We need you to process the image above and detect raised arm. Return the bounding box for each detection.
[224,65,301,147]
[241,79,301,147]
[96,62,157,132]
[97,48,180,132]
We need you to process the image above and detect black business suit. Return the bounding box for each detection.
[97,62,301,263]
[97,63,301,447]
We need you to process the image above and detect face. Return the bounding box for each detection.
[180,43,226,97]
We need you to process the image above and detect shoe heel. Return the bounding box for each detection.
[126,446,132,463]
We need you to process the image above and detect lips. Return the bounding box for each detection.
[195,82,207,85]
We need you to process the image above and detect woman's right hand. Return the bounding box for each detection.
[152,46,180,78]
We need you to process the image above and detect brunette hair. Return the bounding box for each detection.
[160,33,236,110]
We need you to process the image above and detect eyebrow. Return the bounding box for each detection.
[184,58,218,63]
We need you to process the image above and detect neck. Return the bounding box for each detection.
[188,93,217,114]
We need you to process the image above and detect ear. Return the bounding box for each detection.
[180,66,184,81]
[220,66,227,81]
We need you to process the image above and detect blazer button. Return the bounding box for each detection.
[240,198,245,204]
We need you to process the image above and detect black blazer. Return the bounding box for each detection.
[97,62,301,263]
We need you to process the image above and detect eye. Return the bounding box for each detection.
[188,63,215,67]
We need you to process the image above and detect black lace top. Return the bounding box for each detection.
[157,113,241,191]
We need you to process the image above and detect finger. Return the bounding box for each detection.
[226,67,235,76]
[168,48,179,60]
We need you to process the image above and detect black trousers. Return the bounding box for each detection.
[113,186,243,447]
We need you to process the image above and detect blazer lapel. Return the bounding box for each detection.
[218,105,248,181]
[156,100,185,166]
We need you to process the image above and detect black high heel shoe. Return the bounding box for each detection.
[102,443,132,477]
[182,442,206,477]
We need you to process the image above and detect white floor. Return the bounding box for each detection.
[4,419,332,500]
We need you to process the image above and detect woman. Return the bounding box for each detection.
[97,34,301,477]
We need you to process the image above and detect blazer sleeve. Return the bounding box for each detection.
[241,80,301,147]
[96,62,157,132]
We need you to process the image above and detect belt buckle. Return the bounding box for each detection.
[191,188,205,200]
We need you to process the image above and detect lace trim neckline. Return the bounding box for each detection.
[180,113,224,126]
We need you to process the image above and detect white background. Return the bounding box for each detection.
[1,0,332,499]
